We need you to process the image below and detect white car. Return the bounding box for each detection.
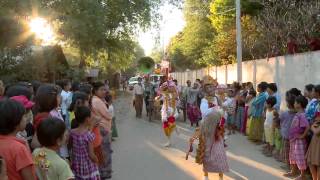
[128,76,140,90]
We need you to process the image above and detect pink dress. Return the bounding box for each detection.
[289,112,309,170]
[70,130,100,179]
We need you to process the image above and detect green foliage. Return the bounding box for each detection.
[0,0,182,81]
[137,56,155,73]
[167,0,268,69]
[167,0,214,70]
[254,0,320,56]
[150,48,164,63]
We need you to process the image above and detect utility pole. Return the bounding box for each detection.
[236,0,242,83]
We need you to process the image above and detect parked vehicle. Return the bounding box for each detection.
[128,76,140,90]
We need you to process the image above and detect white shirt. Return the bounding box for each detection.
[200,97,219,118]
[60,90,72,115]
[264,109,274,128]
[133,83,144,95]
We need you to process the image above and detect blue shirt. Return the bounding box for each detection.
[251,92,268,118]
[305,99,319,124]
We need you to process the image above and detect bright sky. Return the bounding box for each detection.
[138,4,185,55]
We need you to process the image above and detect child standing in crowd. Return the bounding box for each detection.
[33,118,74,180]
[69,92,90,129]
[280,93,296,168]
[59,79,73,129]
[267,83,281,111]
[304,84,315,103]
[0,99,36,180]
[263,96,277,156]
[223,89,236,135]
[5,85,35,147]
[69,106,100,179]
[285,96,310,179]
[10,96,35,148]
[106,95,118,140]
[249,82,268,142]
[273,110,282,161]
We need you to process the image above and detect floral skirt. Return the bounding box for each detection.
[203,139,229,173]
[163,116,176,137]
[248,117,264,141]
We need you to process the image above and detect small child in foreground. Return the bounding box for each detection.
[69,106,100,179]
[32,117,74,180]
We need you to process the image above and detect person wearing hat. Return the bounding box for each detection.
[160,80,180,147]
[10,95,35,148]
[200,75,221,118]
[5,85,35,148]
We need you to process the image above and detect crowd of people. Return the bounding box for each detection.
[3,74,320,180]
[179,77,320,180]
[0,79,118,180]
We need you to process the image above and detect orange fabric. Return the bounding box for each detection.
[0,135,35,180]
[92,126,102,147]
[91,96,112,132]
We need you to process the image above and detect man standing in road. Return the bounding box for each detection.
[133,77,144,118]
[143,76,154,116]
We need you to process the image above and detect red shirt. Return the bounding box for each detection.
[0,135,35,180]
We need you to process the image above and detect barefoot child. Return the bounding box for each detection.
[263,96,277,156]
[106,95,118,140]
[285,96,310,179]
[280,93,296,168]
[33,117,74,180]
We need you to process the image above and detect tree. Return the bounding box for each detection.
[255,0,320,56]
[166,0,214,70]
[181,0,214,66]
